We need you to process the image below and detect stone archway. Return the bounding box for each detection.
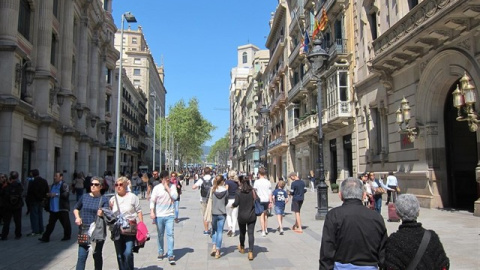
[416,48,480,212]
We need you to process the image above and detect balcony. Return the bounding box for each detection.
[324,101,353,126]
[301,68,317,89]
[270,36,285,64]
[270,92,286,112]
[288,41,304,67]
[328,38,348,61]
[323,0,347,15]
[289,2,305,34]
[293,114,318,143]
[288,81,307,102]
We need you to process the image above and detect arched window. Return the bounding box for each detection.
[242,52,247,64]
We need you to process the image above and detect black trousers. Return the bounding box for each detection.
[42,211,71,240]
[238,220,256,252]
[387,185,397,203]
[1,208,22,238]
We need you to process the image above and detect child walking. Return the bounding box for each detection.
[271,180,288,235]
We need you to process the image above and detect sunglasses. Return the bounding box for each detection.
[91,183,101,187]
[115,183,123,187]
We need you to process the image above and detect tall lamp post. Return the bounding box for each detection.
[260,104,270,174]
[150,92,157,171]
[307,38,329,220]
[115,12,137,180]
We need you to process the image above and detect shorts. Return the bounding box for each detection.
[260,202,270,212]
[291,200,303,212]
[200,200,207,217]
[274,205,285,215]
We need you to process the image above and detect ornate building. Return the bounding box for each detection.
[0,0,118,183]
[354,0,480,215]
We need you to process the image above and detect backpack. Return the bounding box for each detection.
[200,177,212,198]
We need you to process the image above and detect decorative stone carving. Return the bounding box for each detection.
[457,38,471,52]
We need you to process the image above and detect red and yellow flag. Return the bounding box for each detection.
[312,8,328,38]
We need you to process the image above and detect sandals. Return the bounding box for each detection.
[210,248,216,256]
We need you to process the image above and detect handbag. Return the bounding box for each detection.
[253,191,263,216]
[114,194,138,236]
[374,187,386,195]
[77,224,90,245]
[203,189,213,223]
[90,196,107,242]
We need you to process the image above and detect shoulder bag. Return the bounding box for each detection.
[203,189,213,223]
[406,230,431,270]
[77,196,102,245]
[252,191,263,216]
[114,193,138,236]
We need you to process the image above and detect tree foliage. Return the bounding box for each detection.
[155,98,215,168]
[207,132,230,166]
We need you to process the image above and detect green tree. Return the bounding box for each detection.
[207,132,230,168]
[156,98,215,169]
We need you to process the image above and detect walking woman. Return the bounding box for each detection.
[73,176,109,270]
[110,176,143,270]
[210,174,228,259]
[73,172,85,202]
[225,170,239,237]
[232,175,256,260]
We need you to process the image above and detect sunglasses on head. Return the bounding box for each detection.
[91,183,101,187]
[115,183,123,187]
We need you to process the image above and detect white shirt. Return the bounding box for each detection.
[386,175,398,186]
[193,175,212,202]
[253,177,272,203]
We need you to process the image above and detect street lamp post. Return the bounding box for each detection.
[260,105,270,174]
[115,12,137,180]
[150,92,157,171]
[307,38,329,220]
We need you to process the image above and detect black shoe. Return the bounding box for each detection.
[168,256,176,265]
[61,237,71,241]
[157,254,164,261]
[38,238,49,243]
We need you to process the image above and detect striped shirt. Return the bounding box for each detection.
[149,183,178,217]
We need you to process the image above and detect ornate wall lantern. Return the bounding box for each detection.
[396,97,418,142]
[452,72,479,132]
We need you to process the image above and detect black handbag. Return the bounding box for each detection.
[77,224,90,245]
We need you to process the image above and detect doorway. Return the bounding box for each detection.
[444,82,478,211]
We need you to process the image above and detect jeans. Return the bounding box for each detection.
[212,214,226,249]
[374,195,383,214]
[76,241,105,270]
[42,211,72,240]
[113,234,135,270]
[29,201,44,234]
[226,199,238,232]
[174,200,179,219]
[156,215,175,257]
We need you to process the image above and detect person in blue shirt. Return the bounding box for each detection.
[39,172,71,242]
[288,172,306,233]
[271,180,288,235]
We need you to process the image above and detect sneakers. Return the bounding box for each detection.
[279,230,284,235]
[227,230,233,237]
[261,231,266,237]
[203,230,210,235]
[168,256,176,265]
[157,254,164,261]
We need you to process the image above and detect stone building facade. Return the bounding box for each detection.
[0,0,118,184]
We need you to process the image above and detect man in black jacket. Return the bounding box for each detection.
[26,169,49,236]
[39,172,71,242]
[319,177,388,269]
[1,171,24,240]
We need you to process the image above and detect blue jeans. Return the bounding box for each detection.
[76,241,105,270]
[113,234,135,270]
[29,201,44,234]
[174,200,179,219]
[156,215,175,257]
[212,214,226,249]
[374,195,382,214]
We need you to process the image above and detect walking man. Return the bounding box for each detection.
[39,172,72,242]
[319,177,387,269]
[253,167,272,237]
[1,171,24,240]
[192,167,213,235]
[26,169,49,236]
[150,170,178,265]
[385,171,398,204]
[288,172,306,233]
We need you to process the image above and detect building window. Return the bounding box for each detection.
[53,0,59,18]
[242,52,247,64]
[104,0,110,11]
[408,0,418,10]
[106,68,112,84]
[50,33,57,66]
[132,37,137,44]
[18,0,31,40]
[133,79,140,87]
[369,12,377,40]
[134,58,141,64]
[105,95,111,113]
[133,69,141,76]
[370,107,388,156]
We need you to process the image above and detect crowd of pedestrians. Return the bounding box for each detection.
[0,167,450,269]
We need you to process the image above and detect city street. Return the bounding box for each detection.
[0,184,478,269]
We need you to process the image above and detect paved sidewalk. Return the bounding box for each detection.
[0,185,478,269]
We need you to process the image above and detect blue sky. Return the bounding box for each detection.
[112,1,278,145]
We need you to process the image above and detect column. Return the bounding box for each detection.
[76,14,88,132]
[59,0,74,125]
[0,0,19,95]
